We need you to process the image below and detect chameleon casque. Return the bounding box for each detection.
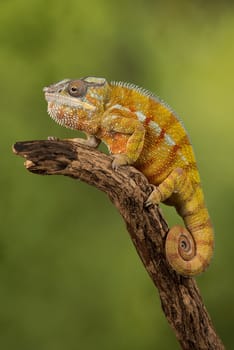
[43,76,214,277]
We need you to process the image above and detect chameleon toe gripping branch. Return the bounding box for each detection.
[43,76,214,277]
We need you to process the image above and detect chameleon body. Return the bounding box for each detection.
[44,77,214,276]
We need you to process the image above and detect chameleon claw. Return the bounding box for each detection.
[112,154,131,170]
[145,187,162,206]
[75,135,101,148]
[48,136,60,141]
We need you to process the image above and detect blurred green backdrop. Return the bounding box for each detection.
[1,0,234,349]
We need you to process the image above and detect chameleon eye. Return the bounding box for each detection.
[68,80,87,97]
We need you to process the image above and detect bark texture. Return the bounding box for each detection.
[13,139,225,350]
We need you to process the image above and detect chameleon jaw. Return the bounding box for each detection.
[44,91,96,112]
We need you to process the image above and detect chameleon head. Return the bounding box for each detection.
[43,77,110,132]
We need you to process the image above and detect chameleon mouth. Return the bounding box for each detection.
[44,90,97,130]
[44,91,96,111]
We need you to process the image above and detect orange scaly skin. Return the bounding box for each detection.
[44,77,214,276]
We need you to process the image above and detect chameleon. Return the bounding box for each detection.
[43,76,214,277]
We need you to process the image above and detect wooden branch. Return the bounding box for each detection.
[13,140,225,350]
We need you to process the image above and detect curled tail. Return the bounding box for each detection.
[165,207,214,276]
[145,167,214,276]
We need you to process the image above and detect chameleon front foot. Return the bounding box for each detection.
[48,136,60,141]
[74,135,101,148]
[47,136,82,143]
[112,154,133,170]
[48,135,101,148]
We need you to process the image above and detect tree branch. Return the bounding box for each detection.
[13,140,225,350]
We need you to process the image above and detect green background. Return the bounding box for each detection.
[1,0,233,349]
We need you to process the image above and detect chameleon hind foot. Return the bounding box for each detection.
[145,187,162,206]
[145,168,191,207]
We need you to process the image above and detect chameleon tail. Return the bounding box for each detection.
[165,211,214,276]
